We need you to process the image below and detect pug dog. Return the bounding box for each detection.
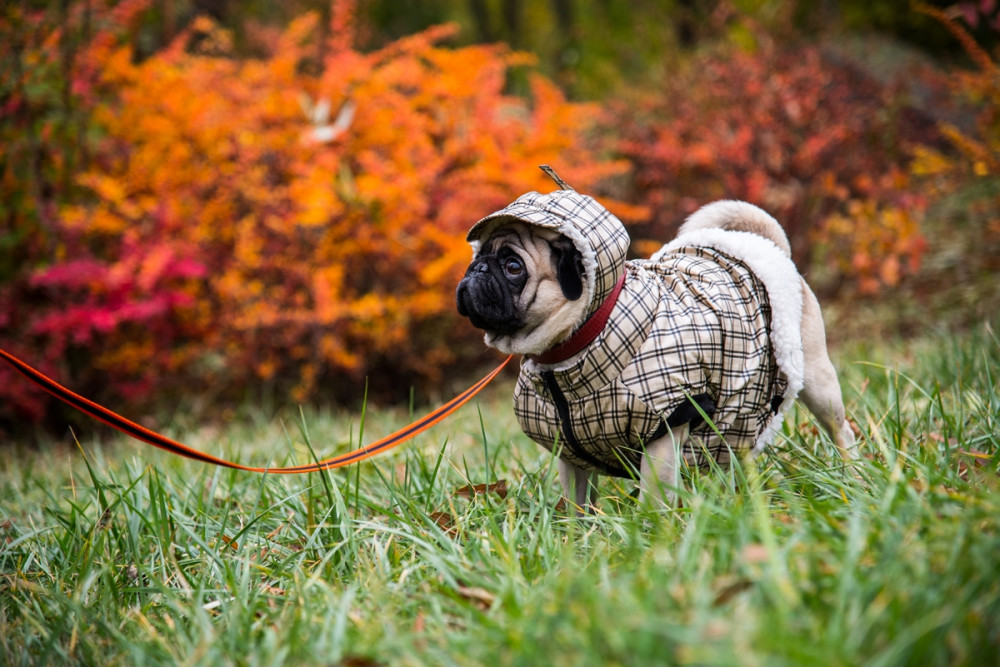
[457,172,856,510]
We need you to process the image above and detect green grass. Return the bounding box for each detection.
[2,323,999,666]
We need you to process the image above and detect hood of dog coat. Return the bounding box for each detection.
[466,190,631,324]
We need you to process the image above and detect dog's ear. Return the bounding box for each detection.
[550,238,584,301]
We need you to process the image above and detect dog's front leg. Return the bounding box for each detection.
[557,459,597,513]
[638,425,688,508]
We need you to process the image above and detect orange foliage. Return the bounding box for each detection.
[16,0,623,415]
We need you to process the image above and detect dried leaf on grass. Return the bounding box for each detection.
[337,657,385,667]
[712,578,755,607]
[453,479,508,499]
[455,585,496,611]
[428,511,456,534]
[958,450,992,464]
[957,449,997,481]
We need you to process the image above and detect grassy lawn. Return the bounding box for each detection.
[2,322,999,666]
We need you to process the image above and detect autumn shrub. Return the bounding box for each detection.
[0,0,625,428]
[911,3,1000,184]
[0,0,150,424]
[614,37,932,295]
[904,3,1000,322]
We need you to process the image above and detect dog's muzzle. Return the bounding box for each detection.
[456,259,524,335]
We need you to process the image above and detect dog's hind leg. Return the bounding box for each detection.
[799,280,857,460]
[638,425,687,508]
[558,459,597,514]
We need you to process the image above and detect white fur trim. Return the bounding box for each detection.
[678,200,792,257]
[659,226,805,453]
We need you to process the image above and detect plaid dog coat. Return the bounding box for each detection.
[467,191,805,478]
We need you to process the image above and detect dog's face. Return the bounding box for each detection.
[456,221,588,355]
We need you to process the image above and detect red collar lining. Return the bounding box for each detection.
[528,273,627,365]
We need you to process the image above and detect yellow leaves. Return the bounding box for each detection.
[79,173,127,206]
[631,239,664,259]
[940,123,995,173]
[878,254,901,289]
[911,8,1000,212]
[312,267,345,324]
[317,333,359,373]
[601,198,650,224]
[257,358,277,381]
[419,253,463,289]
[101,45,137,85]
[292,172,343,228]
[818,199,926,295]
[278,11,321,57]
[188,16,235,56]
[59,205,90,231]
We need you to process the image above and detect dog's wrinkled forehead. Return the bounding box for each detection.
[478,219,561,254]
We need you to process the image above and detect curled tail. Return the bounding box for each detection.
[677,200,792,258]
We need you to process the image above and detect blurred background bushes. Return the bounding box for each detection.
[1,0,997,432]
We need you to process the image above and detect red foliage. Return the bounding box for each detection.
[0,0,149,425]
[614,40,931,294]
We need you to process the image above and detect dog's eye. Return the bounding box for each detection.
[504,257,524,278]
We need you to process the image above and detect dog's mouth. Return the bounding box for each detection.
[456,273,524,335]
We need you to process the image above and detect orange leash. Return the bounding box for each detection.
[0,348,513,473]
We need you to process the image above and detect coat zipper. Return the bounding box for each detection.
[540,371,630,478]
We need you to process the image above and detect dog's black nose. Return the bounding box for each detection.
[476,262,488,273]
